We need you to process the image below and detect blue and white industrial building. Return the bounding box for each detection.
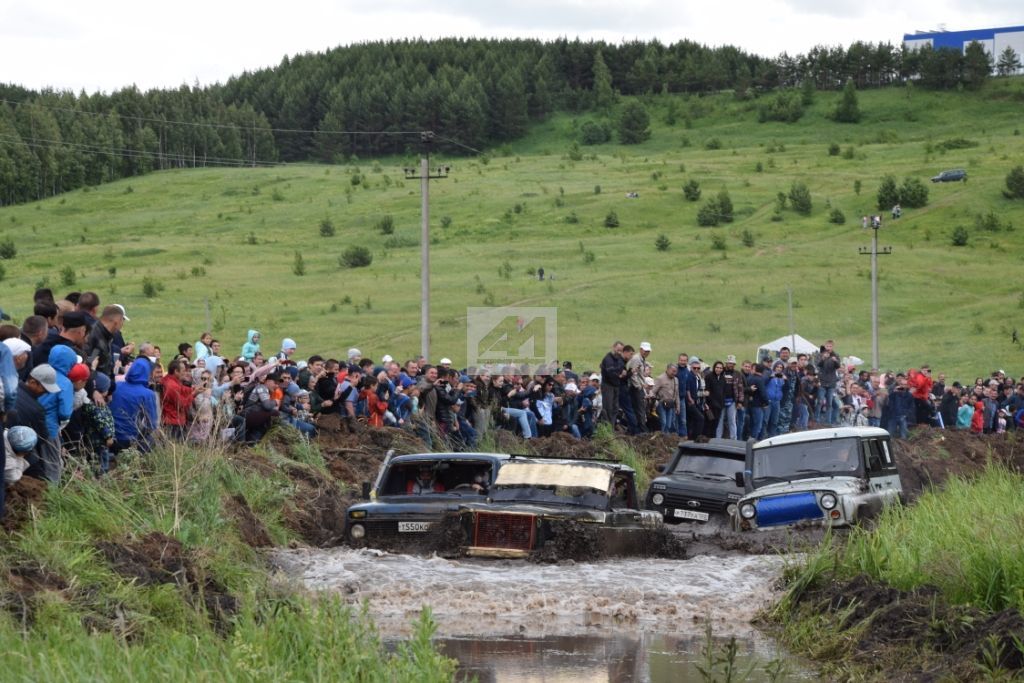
[903,25,1024,64]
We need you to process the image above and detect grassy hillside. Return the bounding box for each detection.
[2,81,1024,378]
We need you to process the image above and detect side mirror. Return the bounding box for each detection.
[734,472,744,488]
[655,464,666,474]
[360,482,371,499]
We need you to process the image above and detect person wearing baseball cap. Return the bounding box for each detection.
[6,364,61,488]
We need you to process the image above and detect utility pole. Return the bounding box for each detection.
[403,132,450,362]
[787,286,796,354]
[858,217,892,370]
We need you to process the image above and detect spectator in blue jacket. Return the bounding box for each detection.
[765,360,786,436]
[110,357,159,453]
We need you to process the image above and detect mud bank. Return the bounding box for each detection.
[272,547,793,639]
[774,573,1024,681]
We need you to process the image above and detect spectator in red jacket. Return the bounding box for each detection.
[161,359,200,441]
[907,366,934,426]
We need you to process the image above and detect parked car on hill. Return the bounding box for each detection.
[931,169,967,183]
[451,457,663,558]
[732,427,902,531]
[645,439,746,524]
[344,452,510,549]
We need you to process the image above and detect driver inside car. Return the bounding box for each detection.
[407,464,445,494]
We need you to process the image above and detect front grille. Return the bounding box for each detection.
[473,512,536,551]
[362,521,400,539]
[663,491,729,513]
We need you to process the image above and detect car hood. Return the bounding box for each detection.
[349,495,485,516]
[743,476,862,501]
[650,474,742,499]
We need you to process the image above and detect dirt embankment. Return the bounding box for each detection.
[895,429,1023,502]
[778,574,1024,680]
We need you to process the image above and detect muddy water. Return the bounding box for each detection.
[273,548,814,680]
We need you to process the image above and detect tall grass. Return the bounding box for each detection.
[837,465,1024,612]
[0,442,457,681]
[792,465,1024,613]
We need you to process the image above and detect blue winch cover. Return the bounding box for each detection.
[756,492,821,527]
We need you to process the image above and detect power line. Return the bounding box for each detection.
[0,97,439,138]
[0,133,280,168]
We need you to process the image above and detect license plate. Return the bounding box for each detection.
[673,509,709,522]
[398,521,431,533]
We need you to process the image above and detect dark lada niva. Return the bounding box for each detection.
[451,457,663,559]
[344,452,510,549]
[644,439,746,524]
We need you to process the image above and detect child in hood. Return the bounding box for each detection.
[241,330,261,362]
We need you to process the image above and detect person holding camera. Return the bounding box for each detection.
[815,341,842,426]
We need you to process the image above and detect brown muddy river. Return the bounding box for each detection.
[273,548,815,681]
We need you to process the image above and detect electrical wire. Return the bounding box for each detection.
[0,133,279,167]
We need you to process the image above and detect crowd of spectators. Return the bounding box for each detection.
[3,288,1023,521]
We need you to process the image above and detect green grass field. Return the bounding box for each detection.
[2,81,1024,379]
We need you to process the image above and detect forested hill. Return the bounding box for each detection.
[0,37,999,205]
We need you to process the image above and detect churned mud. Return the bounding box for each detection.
[780,573,1024,680]
[272,546,793,639]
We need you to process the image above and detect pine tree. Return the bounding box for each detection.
[618,101,650,144]
[592,50,615,113]
[832,79,861,123]
[996,47,1022,76]
[962,41,993,89]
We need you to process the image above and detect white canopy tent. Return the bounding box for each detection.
[756,334,818,362]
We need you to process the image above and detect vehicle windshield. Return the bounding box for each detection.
[750,437,862,487]
[490,462,616,509]
[379,459,494,496]
[672,453,744,480]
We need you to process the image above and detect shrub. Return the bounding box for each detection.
[854,179,862,195]
[842,146,856,159]
[579,120,611,145]
[829,208,846,224]
[974,211,1013,233]
[564,212,580,224]
[710,232,727,250]
[876,175,900,211]
[594,184,601,195]
[0,263,4,282]
[604,211,620,228]
[788,182,812,215]
[741,229,755,247]
[951,226,969,246]
[271,188,285,201]
[319,218,335,237]
[697,199,720,226]
[683,179,701,201]
[899,177,929,208]
[935,137,978,151]
[292,251,306,276]
[1005,165,1024,199]
[376,215,395,235]
[0,238,15,259]
[567,142,583,161]
[704,137,722,150]
[339,246,373,268]
[756,91,804,123]
[142,276,164,298]
[655,234,671,251]
[440,215,452,228]
[60,265,76,287]
[828,142,840,156]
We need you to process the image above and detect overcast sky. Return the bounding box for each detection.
[1,0,1020,93]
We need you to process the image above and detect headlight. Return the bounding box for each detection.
[349,523,365,540]
[740,503,756,519]
[652,493,664,506]
[349,510,366,519]
[726,504,737,517]
[819,493,837,510]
